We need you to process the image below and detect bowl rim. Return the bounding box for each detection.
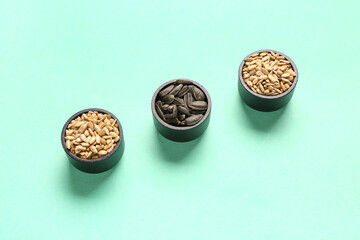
[61,108,123,163]
[238,49,299,99]
[151,78,212,131]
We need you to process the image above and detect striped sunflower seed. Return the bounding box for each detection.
[159,84,174,97]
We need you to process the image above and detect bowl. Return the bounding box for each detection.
[61,108,125,173]
[151,79,212,142]
[238,49,299,111]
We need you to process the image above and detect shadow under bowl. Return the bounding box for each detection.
[151,79,211,142]
[61,108,125,174]
[238,49,299,112]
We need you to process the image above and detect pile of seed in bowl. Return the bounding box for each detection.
[64,111,120,159]
[155,79,208,126]
[242,51,297,96]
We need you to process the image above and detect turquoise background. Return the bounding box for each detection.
[1,0,359,239]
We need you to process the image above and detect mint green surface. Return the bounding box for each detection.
[1,0,360,239]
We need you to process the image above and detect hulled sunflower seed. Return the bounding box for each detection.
[78,124,87,134]
[64,111,120,160]
[94,124,101,132]
[110,132,117,138]
[98,128,107,137]
[89,136,96,144]
[80,134,87,142]
[107,145,114,153]
[65,136,75,140]
[90,145,97,154]
[96,135,101,144]
[98,150,108,156]
[66,140,71,149]
[242,51,296,96]
[88,128,95,136]
[282,73,290,78]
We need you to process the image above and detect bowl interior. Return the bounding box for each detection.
[238,49,298,99]
[152,79,212,130]
[61,108,123,163]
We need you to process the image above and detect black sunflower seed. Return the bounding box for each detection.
[159,84,174,97]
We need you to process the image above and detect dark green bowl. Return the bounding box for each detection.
[238,49,299,111]
[151,79,211,142]
[61,108,125,173]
